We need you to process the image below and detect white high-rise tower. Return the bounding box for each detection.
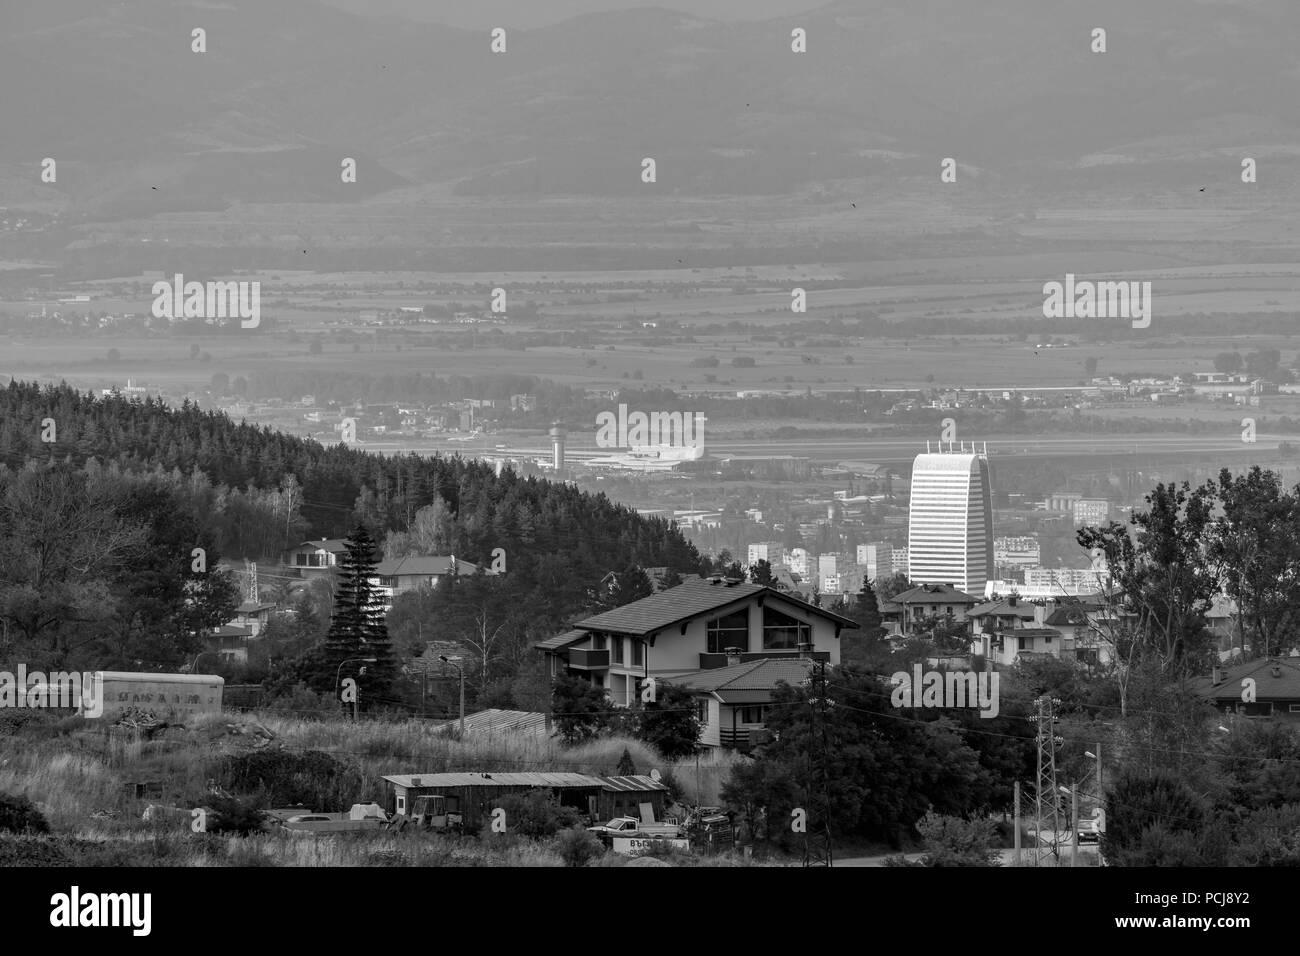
[907,444,994,595]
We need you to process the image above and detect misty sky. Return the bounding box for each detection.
[320,0,827,30]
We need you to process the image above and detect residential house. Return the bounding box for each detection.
[231,600,276,638]
[534,576,859,708]
[210,624,253,663]
[370,555,485,610]
[1194,657,1300,723]
[891,584,981,632]
[969,595,1117,668]
[283,538,350,576]
[668,655,813,751]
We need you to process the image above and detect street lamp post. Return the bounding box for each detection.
[335,657,378,720]
[440,656,465,738]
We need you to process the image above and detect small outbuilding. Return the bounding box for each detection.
[381,772,669,828]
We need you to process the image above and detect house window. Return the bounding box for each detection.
[707,611,749,654]
[611,638,624,664]
[695,699,709,724]
[631,640,644,667]
[1044,634,1053,643]
[1289,705,1300,713]
[1019,635,1034,651]
[946,606,953,615]
[295,553,308,566]
[591,635,607,651]
[1238,702,1274,717]
[396,794,406,814]
[308,553,324,567]
[738,706,767,724]
[763,607,810,650]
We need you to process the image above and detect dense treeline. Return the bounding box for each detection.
[0,380,699,679]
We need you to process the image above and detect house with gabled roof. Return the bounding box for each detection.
[891,584,981,632]
[283,538,350,576]
[369,555,486,610]
[667,655,814,751]
[1194,656,1300,723]
[535,576,858,708]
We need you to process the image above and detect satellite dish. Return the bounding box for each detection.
[650,769,662,782]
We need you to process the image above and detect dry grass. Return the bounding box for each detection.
[0,709,761,866]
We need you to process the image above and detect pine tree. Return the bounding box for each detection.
[851,579,884,637]
[316,524,396,708]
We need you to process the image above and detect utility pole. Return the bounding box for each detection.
[1013,781,1022,867]
[802,656,834,867]
[440,655,465,737]
[1070,783,1079,867]
[1029,696,1064,866]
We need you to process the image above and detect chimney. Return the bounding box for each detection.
[724,646,743,666]
[1271,664,1282,679]
[710,575,723,585]
[1009,593,1018,607]
[797,642,813,659]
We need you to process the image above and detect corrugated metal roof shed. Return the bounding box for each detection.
[430,709,549,738]
[599,775,669,793]
[382,772,605,789]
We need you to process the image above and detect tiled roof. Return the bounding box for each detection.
[715,689,783,704]
[294,538,349,552]
[236,601,276,614]
[893,584,979,604]
[1195,657,1300,701]
[373,555,480,577]
[969,600,1037,619]
[572,578,859,636]
[211,625,252,638]
[534,629,587,651]
[668,657,813,696]
[1043,607,1094,627]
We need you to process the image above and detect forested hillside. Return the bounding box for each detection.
[0,380,699,687]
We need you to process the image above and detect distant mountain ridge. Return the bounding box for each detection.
[3,0,1300,214]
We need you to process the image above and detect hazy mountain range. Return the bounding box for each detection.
[4,0,1300,216]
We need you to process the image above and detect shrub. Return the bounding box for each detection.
[1103,770,1206,864]
[883,812,1001,867]
[555,826,604,867]
[495,790,582,838]
[206,794,270,836]
[211,748,364,812]
[0,793,50,835]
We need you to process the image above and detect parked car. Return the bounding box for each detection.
[588,817,681,841]
[1078,808,1104,844]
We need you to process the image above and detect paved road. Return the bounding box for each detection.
[835,846,1099,867]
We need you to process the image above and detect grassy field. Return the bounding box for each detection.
[0,711,755,867]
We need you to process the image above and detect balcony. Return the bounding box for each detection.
[567,648,610,670]
[720,727,772,751]
[699,650,830,669]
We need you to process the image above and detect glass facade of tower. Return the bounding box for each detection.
[907,452,994,594]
